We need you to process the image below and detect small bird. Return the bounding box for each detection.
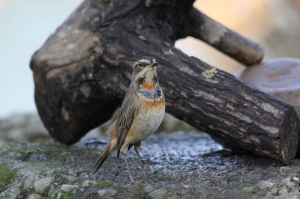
[91,56,165,185]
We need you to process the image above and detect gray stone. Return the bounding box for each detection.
[270,187,278,195]
[22,172,36,189]
[292,177,299,182]
[98,188,116,197]
[62,174,76,182]
[281,177,295,189]
[82,180,96,187]
[259,190,265,196]
[278,187,288,196]
[1,187,20,199]
[242,187,254,193]
[47,184,56,196]
[27,194,44,199]
[45,169,56,177]
[34,177,54,192]
[56,192,63,199]
[279,166,291,175]
[60,184,79,192]
[144,184,155,193]
[13,163,27,173]
[256,181,275,190]
[149,187,167,198]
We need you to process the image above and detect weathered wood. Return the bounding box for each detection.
[187,8,264,66]
[30,0,298,164]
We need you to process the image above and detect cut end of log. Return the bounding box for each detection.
[279,105,299,164]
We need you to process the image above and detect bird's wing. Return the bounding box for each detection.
[116,91,140,158]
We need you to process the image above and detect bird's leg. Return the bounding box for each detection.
[134,145,156,185]
[123,153,135,187]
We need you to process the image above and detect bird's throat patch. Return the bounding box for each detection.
[140,81,156,90]
[138,83,162,100]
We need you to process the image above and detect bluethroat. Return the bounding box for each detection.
[91,56,165,185]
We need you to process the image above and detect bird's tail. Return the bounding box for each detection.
[91,143,111,174]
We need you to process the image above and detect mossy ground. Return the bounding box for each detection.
[0,163,15,192]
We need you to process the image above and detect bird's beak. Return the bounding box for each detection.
[151,62,158,67]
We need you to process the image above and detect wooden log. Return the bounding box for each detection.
[187,8,264,66]
[30,0,298,164]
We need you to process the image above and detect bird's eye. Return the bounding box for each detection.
[138,63,143,67]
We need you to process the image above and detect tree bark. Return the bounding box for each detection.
[30,0,298,164]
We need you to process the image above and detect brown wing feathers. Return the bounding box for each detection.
[116,93,139,158]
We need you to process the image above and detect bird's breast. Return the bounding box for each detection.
[126,88,165,144]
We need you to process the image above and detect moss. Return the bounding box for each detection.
[62,190,74,199]
[17,187,34,198]
[53,190,74,199]
[97,180,113,188]
[35,191,50,198]
[0,143,94,173]
[53,172,70,185]
[130,185,152,199]
[0,163,15,192]
[17,185,52,198]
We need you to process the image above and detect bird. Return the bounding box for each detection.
[91,56,165,185]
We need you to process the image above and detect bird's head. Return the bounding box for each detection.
[132,56,158,87]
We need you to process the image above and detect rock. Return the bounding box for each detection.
[270,187,278,195]
[279,166,291,175]
[144,184,155,193]
[22,172,36,189]
[256,181,275,190]
[281,177,295,189]
[1,187,20,199]
[82,180,96,187]
[149,187,167,198]
[34,177,54,192]
[242,186,254,193]
[236,58,300,126]
[27,194,44,199]
[56,192,62,199]
[292,177,299,182]
[60,184,79,192]
[279,186,288,196]
[47,184,56,197]
[15,165,29,176]
[98,188,116,197]
[259,190,266,196]
[61,174,76,182]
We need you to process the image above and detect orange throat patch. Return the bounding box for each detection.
[141,95,165,109]
[140,81,156,90]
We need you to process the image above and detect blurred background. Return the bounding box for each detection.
[1,0,300,144]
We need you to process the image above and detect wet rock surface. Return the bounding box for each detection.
[1,132,300,198]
